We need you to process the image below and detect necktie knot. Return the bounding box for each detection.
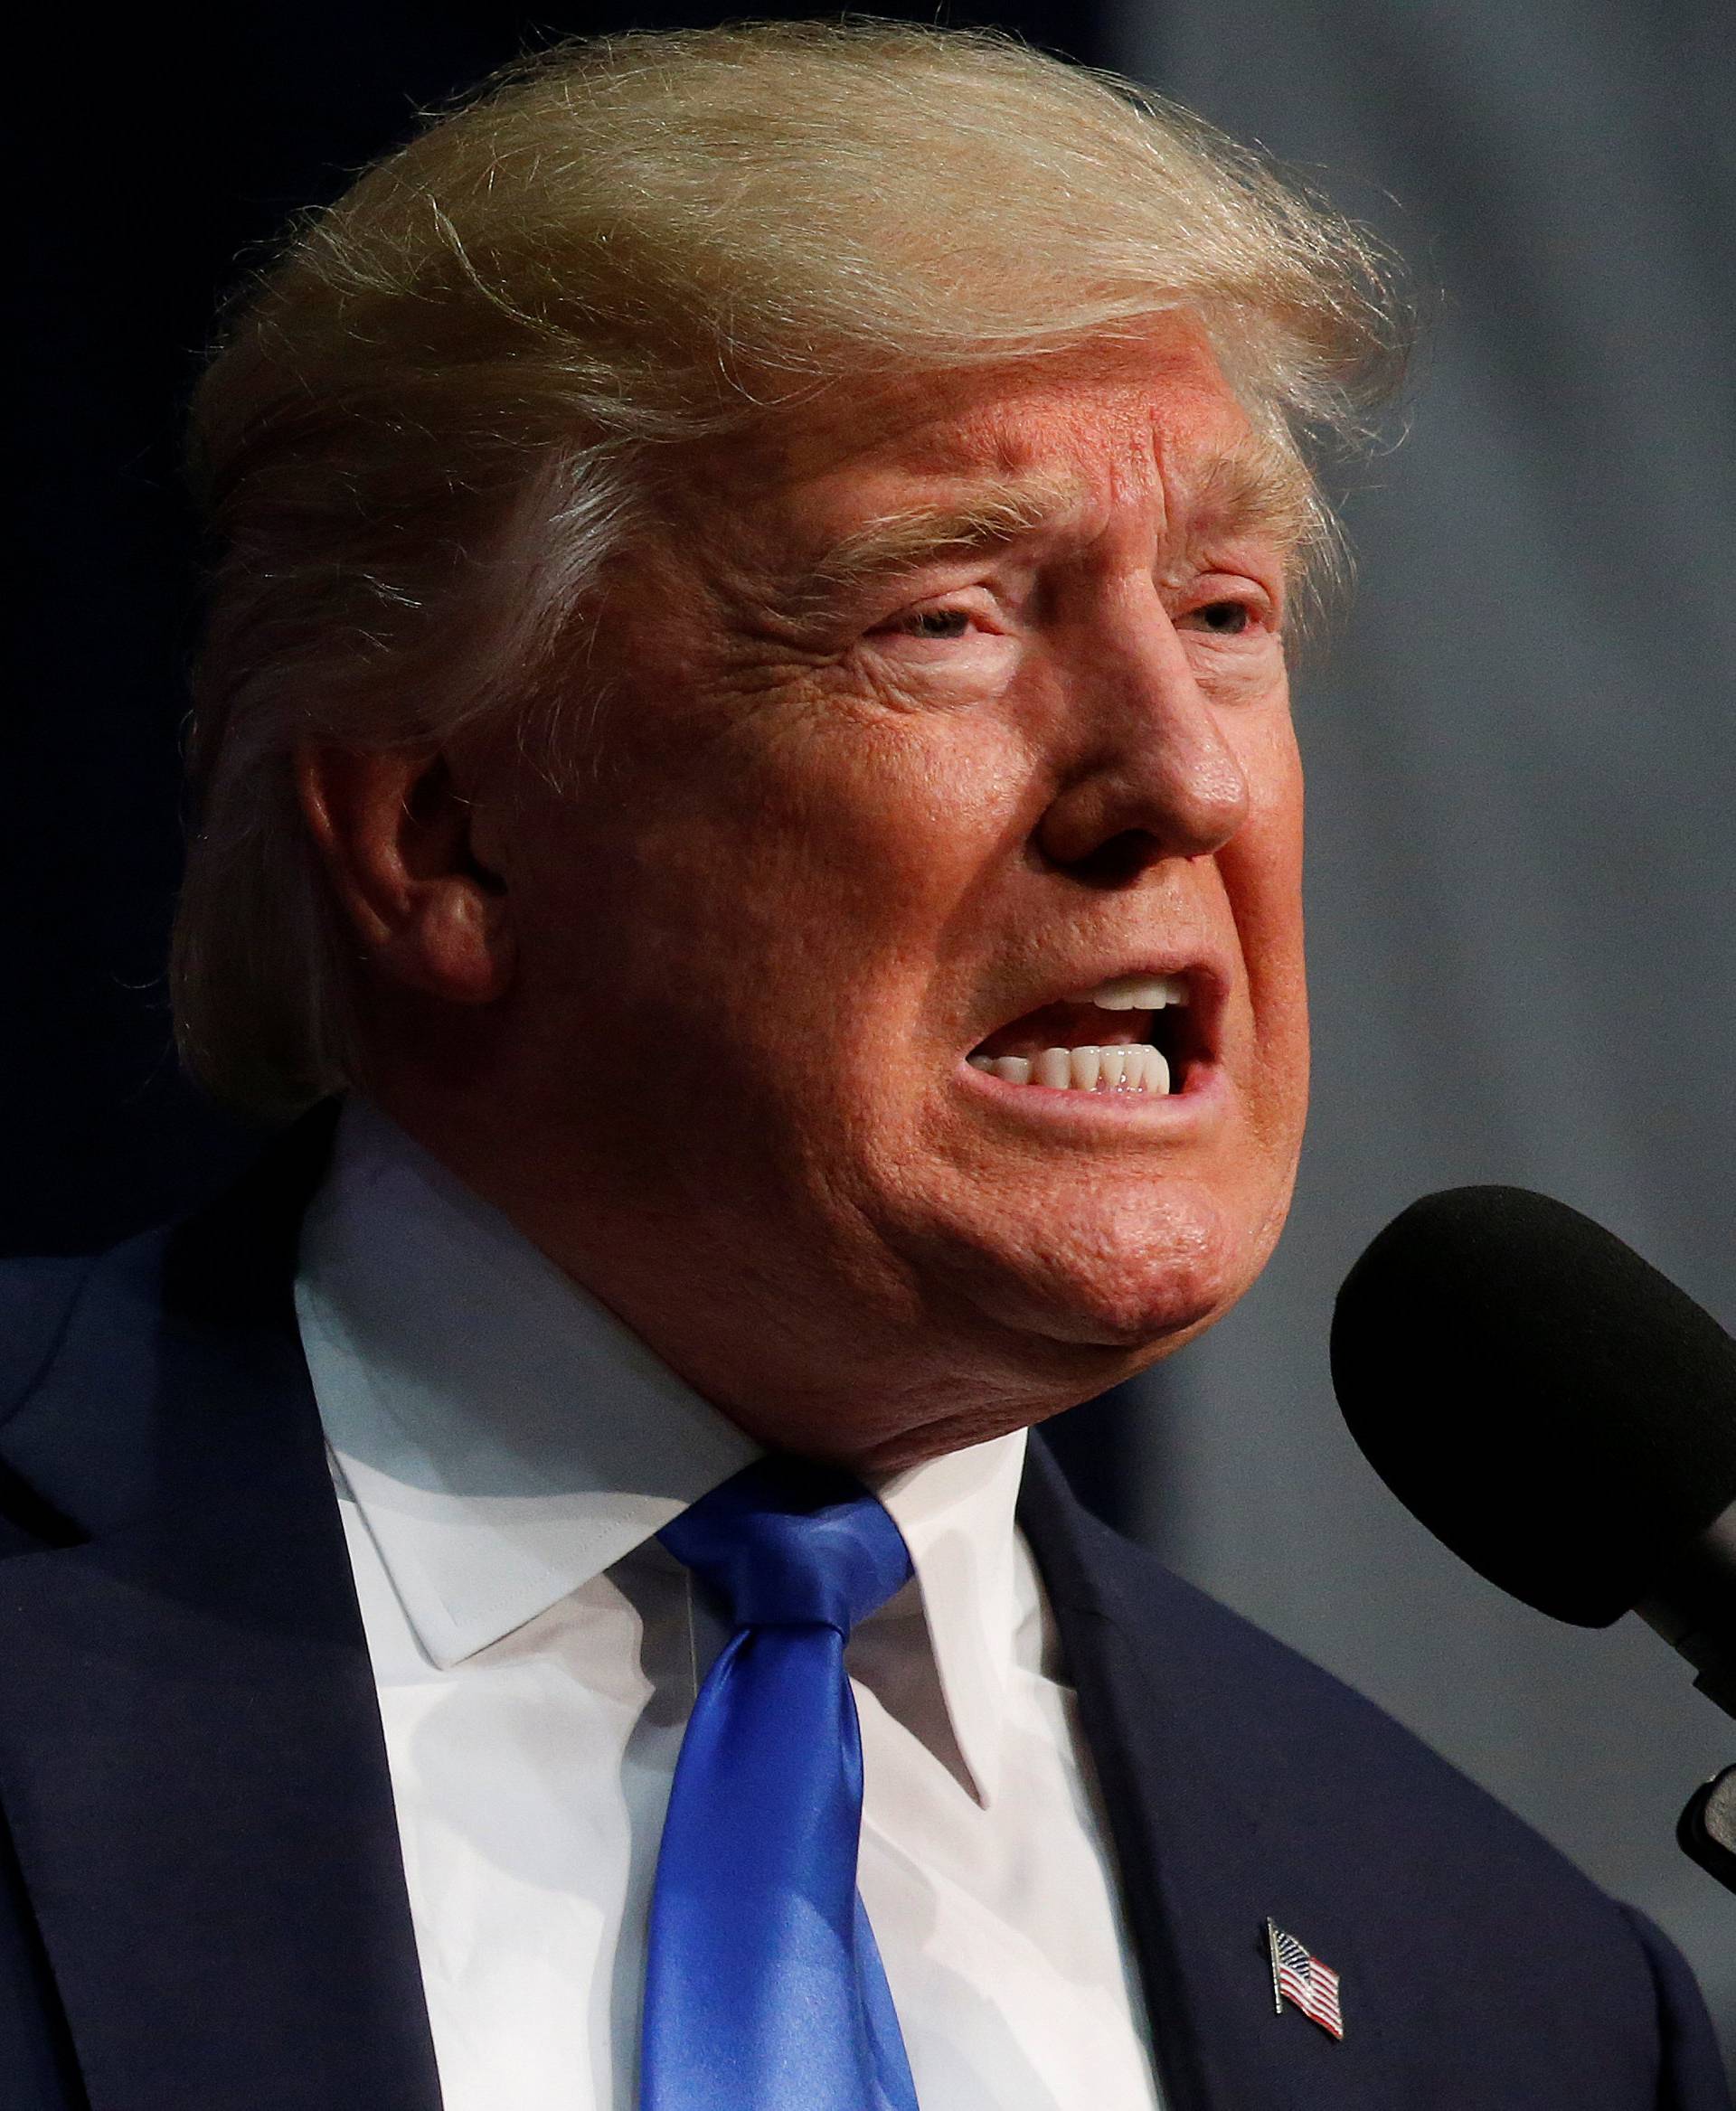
[658,1456,911,1635]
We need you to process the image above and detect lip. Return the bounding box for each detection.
[956,1049,1231,1131]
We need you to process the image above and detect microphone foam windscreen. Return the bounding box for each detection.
[1331,1186,1736,1627]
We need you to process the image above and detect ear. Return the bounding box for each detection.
[294,744,516,1004]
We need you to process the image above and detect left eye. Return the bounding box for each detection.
[893,608,972,640]
[1190,600,1250,636]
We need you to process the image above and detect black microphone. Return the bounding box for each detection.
[1331,1184,1736,1696]
[1330,1185,1736,1891]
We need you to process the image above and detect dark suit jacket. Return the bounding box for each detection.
[1,1111,1730,2110]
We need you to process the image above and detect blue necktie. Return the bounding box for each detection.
[641,1456,922,2111]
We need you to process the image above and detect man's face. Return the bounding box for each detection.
[458,319,1308,1465]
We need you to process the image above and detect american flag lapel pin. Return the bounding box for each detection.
[1267,1918,1344,2041]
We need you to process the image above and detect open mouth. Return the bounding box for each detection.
[966,972,1203,1098]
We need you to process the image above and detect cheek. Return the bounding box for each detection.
[1219,712,1307,1102]
[515,711,1022,1058]
[713,716,1027,955]
[1226,703,1306,948]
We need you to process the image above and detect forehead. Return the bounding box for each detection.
[659,318,1289,574]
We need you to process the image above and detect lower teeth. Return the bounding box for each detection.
[968,1044,1170,1095]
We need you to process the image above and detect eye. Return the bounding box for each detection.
[1188,599,1251,636]
[891,607,972,640]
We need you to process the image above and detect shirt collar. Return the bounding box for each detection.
[874,1432,1026,1804]
[295,1096,1023,1803]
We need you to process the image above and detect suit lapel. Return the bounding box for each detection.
[1020,1441,1392,2111]
[0,1112,442,2111]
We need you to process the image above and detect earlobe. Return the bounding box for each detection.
[293,744,516,1005]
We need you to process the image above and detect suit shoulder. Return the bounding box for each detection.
[0,1255,102,1419]
[0,1251,112,1551]
[0,1230,183,1552]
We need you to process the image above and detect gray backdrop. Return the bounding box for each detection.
[1104,0,1736,2062]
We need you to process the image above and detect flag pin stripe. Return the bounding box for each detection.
[1266,1918,1344,2040]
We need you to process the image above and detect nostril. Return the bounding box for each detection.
[1052,827,1164,889]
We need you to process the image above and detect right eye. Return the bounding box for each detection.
[885,607,973,641]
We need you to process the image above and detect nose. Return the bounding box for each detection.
[1033,592,1250,882]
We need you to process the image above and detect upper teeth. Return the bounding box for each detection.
[1066,973,1190,1010]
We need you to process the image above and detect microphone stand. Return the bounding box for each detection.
[1676,1772,1736,1898]
[1637,1509,1736,1898]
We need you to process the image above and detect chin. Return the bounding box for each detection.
[943,1184,1263,1357]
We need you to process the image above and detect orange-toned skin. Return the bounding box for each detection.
[297,319,1309,1474]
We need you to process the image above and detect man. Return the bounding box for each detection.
[1,21,1726,2110]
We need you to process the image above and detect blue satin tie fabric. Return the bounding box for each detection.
[642,1456,921,2111]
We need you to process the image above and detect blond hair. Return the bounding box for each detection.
[174,18,1406,1120]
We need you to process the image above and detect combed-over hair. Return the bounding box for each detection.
[173,17,1407,1120]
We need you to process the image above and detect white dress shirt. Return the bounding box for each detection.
[294,1097,1165,2110]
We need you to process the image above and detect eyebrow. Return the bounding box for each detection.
[776,430,1314,626]
[1183,431,1316,557]
[801,473,1084,600]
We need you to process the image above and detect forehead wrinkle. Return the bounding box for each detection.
[698,372,1308,636]
[800,472,1085,602]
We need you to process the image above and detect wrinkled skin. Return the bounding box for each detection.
[299,316,1310,1472]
